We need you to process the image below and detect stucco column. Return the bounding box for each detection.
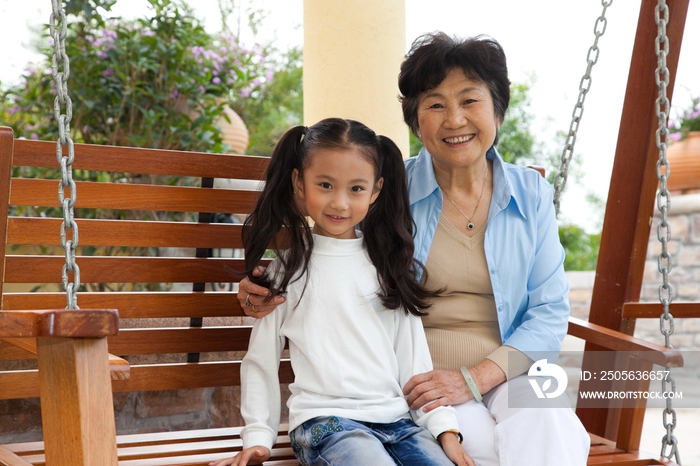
[303,0,408,157]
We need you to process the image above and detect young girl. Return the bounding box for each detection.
[210,118,474,466]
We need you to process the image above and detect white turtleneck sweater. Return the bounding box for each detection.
[240,234,458,450]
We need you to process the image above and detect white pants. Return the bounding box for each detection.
[455,375,590,466]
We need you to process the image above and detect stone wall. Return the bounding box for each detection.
[567,192,700,350]
[638,192,700,349]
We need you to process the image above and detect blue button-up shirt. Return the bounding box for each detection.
[405,146,570,359]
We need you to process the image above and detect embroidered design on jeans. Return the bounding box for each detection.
[289,429,309,466]
[311,416,345,446]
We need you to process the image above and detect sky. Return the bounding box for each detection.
[1,0,699,230]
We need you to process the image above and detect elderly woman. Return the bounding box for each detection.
[238,32,590,466]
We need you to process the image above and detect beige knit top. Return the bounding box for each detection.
[422,215,532,379]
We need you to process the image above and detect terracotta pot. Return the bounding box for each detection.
[217,104,249,154]
[174,95,249,154]
[666,131,700,193]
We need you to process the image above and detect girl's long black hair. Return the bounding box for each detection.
[242,118,434,316]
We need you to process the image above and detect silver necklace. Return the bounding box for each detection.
[444,166,489,231]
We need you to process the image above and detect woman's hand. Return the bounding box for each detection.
[403,369,472,412]
[208,446,270,466]
[238,266,284,318]
[403,360,507,412]
[438,432,476,466]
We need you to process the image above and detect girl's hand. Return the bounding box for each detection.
[208,446,271,466]
[438,432,476,466]
[238,267,284,318]
[403,369,471,412]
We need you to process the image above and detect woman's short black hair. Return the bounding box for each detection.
[398,32,511,143]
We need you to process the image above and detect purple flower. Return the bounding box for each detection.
[171,89,180,100]
[102,68,115,78]
[102,29,118,41]
[7,104,20,116]
[669,132,682,142]
[212,77,221,85]
[31,133,38,140]
[239,88,251,98]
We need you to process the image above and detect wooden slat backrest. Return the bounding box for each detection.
[0,134,291,400]
[12,139,267,179]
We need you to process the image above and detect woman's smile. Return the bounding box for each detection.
[443,134,476,145]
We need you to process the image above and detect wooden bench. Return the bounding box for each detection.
[0,127,682,465]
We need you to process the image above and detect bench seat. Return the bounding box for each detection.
[0,431,675,466]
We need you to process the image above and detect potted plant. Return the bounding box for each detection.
[667,96,700,193]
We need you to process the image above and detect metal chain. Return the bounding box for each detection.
[552,0,613,216]
[50,0,80,309]
[654,1,679,463]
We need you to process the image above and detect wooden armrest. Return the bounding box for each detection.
[0,309,118,338]
[567,316,683,368]
[0,313,129,380]
[109,353,131,380]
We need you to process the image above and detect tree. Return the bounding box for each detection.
[1,0,303,223]
[1,0,280,154]
[559,224,601,271]
[498,81,536,164]
[234,46,303,156]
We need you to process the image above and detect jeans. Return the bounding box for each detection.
[289,416,454,466]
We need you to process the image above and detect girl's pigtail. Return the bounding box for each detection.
[362,135,434,316]
[242,125,313,296]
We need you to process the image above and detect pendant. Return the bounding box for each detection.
[467,221,475,230]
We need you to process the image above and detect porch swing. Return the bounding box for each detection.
[557,0,694,464]
[0,0,696,465]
